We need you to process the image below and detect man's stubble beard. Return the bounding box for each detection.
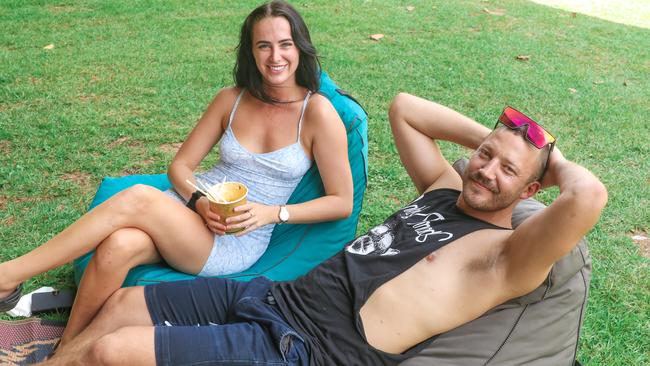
[461,169,521,212]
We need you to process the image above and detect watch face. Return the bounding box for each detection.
[279,206,290,222]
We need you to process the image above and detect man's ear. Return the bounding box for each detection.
[520,181,541,200]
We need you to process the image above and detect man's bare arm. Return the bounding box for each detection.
[388,93,491,193]
[501,149,608,295]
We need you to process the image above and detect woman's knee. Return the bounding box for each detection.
[388,92,412,126]
[94,229,153,271]
[110,184,161,218]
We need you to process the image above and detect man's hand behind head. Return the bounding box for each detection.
[539,147,567,189]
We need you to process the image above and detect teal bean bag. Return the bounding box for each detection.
[73,71,368,286]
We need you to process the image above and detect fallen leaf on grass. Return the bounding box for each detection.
[623,80,629,86]
[568,88,577,94]
[515,55,530,61]
[43,44,55,50]
[369,34,385,41]
[630,231,650,259]
[483,8,506,16]
[406,5,415,12]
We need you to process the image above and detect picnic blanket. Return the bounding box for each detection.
[0,318,64,365]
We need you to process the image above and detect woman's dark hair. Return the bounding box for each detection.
[233,0,321,103]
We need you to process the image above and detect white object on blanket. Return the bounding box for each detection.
[7,286,55,317]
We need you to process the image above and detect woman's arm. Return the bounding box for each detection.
[167,88,237,200]
[229,94,353,236]
[286,94,354,222]
[167,88,239,235]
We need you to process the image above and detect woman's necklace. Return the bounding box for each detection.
[266,90,309,104]
[272,97,303,104]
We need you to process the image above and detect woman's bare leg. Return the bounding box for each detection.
[0,184,215,297]
[59,228,161,346]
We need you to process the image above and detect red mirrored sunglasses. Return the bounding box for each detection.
[494,106,556,179]
[495,106,556,149]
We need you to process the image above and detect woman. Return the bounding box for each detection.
[0,0,353,347]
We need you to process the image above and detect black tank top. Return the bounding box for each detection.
[271,189,510,365]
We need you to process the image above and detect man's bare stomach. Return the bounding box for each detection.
[359,230,510,354]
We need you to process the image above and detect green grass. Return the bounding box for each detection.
[1,0,649,364]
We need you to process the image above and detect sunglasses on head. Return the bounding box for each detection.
[494,106,556,180]
[495,106,556,149]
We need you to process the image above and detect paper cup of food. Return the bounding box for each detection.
[207,182,248,234]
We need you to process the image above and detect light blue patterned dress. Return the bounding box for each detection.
[165,90,313,276]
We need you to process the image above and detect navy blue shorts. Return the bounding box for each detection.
[144,276,308,366]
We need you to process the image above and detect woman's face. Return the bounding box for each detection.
[251,16,300,89]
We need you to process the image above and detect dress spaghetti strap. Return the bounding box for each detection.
[228,89,246,128]
[296,91,312,141]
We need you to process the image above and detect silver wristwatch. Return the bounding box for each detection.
[278,205,290,224]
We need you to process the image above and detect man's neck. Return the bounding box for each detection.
[455,196,515,229]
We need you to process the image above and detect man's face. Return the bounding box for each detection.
[461,129,540,212]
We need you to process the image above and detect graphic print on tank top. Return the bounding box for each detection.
[346,194,453,257]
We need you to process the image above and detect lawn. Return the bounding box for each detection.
[1,0,648,364]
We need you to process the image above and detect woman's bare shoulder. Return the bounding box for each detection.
[205,87,242,117]
[197,87,242,131]
[212,86,242,104]
[304,92,341,126]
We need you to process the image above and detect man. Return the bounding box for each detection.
[43,94,607,366]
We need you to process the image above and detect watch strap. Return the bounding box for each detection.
[186,190,205,213]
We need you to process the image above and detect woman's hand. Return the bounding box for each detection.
[196,197,227,235]
[227,202,279,237]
